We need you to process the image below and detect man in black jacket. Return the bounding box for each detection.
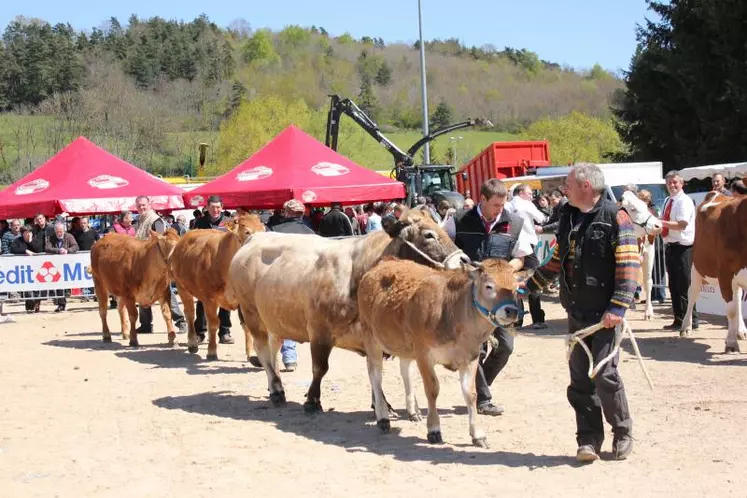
[443,178,532,417]
[193,195,235,345]
[318,202,354,237]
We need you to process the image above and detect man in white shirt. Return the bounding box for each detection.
[661,171,698,330]
[507,184,549,328]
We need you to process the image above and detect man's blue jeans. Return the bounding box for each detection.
[281,340,297,365]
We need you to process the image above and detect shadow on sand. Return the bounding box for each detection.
[43,333,261,376]
[152,391,583,469]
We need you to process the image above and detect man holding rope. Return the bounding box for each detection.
[520,163,640,463]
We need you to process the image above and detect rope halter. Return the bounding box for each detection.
[471,282,523,328]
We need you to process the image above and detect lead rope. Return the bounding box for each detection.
[401,239,465,270]
[566,318,654,390]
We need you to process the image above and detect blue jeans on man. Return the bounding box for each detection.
[281,340,297,367]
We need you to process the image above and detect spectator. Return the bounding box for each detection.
[1,219,21,254]
[10,225,43,312]
[192,195,235,345]
[189,209,203,230]
[134,195,187,335]
[366,203,383,232]
[354,206,368,235]
[172,214,188,236]
[732,179,747,196]
[661,172,698,331]
[318,202,354,237]
[712,173,732,197]
[344,207,362,235]
[507,183,549,329]
[109,211,136,237]
[45,221,79,312]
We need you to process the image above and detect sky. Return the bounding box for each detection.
[0,0,658,73]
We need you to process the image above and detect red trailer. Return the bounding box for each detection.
[456,140,551,197]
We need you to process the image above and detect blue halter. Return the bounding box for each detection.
[472,282,524,328]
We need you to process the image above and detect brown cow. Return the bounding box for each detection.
[681,192,747,352]
[358,259,523,448]
[91,229,181,346]
[170,213,266,360]
[226,208,469,412]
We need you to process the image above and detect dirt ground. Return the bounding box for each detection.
[1,294,746,498]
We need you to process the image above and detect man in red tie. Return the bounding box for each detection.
[443,179,531,417]
[660,171,698,331]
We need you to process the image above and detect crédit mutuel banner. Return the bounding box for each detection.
[0,252,92,293]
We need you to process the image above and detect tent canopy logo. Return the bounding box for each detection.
[15,179,50,196]
[301,190,317,203]
[311,162,349,177]
[88,175,129,189]
[237,166,273,182]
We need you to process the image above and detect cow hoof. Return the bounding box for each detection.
[377,419,391,433]
[426,431,443,444]
[167,332,176,346]
[206,353,218,361]
[102,336,112,343]
[409,412,423,422]
[725,344,740,354]
[738,331,747,341]
[269,391,286,406]
[303,400,323,414]
[679,329,691,338]
[472,437,489,449]
[188,345,199,354]
[129,340,139,348]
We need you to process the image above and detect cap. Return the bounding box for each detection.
[283,199,306,214]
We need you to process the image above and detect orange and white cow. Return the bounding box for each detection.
[681,192,747,352]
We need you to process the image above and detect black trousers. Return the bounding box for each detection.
[567,312,632,446]
[525,247,545,324]
[195,300,232,338]
[665,243,698,325]
[475,327,515,404]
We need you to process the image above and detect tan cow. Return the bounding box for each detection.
[170,213,266,360]
[226,208,469,412]
[357,258,523,448]
[681,192,747,352]
[91,229,181,346]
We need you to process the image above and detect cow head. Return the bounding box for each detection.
[383,207,469,270]
[226,213,266,242]
[469,259,528,326]
[621,190,662,235]
[150,228,180,264]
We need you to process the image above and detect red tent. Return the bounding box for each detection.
[0,137,185,218]
[184,125,405,209]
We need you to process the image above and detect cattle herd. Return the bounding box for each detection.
[89,207,524,447]
[84,191,747,449]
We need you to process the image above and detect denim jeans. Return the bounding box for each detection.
[280,340,297,364]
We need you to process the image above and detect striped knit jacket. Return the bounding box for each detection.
[528,207,640,317]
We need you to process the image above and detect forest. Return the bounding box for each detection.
[0,14,625,182]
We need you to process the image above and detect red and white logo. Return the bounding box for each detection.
[36,261,61,283]
[237,166,273,182]
[301,190,318,203]
[189,195,204,207]
[15,179,50,196]
[88,175,129,189]
[311,162,349,177]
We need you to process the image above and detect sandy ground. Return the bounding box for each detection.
[1,293,746,498]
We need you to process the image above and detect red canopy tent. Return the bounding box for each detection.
[0,137,185,218]
[184,125,405,209]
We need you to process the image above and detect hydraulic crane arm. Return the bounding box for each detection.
[325,95,412,166]
[406,117,493,159]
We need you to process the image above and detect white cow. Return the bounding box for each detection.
[620,190,663,320]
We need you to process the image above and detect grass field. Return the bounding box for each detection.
[0,113,521,181]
